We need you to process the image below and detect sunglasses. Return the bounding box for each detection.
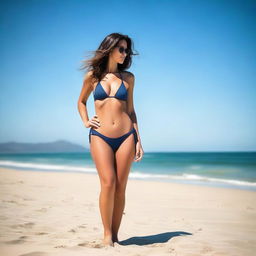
[117,46,130,55]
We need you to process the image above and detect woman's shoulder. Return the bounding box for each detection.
[123,70,134,78]
[82,70,95,89]
[122,71,135,81]
[84,70,94,79]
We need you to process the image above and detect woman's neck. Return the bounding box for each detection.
[105,60,119,73]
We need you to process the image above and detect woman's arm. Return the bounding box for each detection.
[77,71,93,127]
[126,72,142,144]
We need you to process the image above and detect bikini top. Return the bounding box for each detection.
[93,72,128,101]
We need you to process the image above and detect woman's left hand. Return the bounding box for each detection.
[134,142,144,162]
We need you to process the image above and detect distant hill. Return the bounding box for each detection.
[0,140,89,153]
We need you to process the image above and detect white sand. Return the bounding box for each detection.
[0,167,255,256]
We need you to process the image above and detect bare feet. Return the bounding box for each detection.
[112,234,119,243]
[102,234,114,247]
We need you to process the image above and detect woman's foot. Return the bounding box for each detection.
[112,234,119,243]
[102,234,114,247]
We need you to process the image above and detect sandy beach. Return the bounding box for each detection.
[0,167,255,256]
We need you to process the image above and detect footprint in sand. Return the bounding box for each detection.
[2,200,19,204]
[19,252,47,256]
[68,228,77,233]
[54,245,67,248]
[5,235,29,244]
[11,222,35,229]
[78,224,87,228]
[34,232,48,235]
[78,240,106,248]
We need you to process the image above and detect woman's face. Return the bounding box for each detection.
[110,39,128,64]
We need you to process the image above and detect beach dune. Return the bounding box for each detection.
[0,167,255,256]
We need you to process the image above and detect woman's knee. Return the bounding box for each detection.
[101,174,116,190]
[115,181,127,195]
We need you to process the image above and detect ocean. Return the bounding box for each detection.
[0,152,255,191]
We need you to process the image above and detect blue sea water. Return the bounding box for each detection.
[0,152,255,191]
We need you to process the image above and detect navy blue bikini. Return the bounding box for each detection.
[89,72,138,153]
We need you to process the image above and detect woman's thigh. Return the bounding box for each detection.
[115,133,135,187]
[90,135,116,186]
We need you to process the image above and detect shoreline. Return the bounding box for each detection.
[0,167,256,256]
[1,165,255,192]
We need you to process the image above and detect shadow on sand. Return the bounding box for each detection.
[118,231,192,246]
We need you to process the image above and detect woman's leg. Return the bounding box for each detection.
[90,134,116,246]
[112,133,136,242]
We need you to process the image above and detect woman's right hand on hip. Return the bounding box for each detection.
[84,115,101,128]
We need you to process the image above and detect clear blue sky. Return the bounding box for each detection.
[1,0,255,152]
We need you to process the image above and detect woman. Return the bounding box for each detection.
[77,33,144,247]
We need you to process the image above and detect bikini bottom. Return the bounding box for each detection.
[89,127,138,153]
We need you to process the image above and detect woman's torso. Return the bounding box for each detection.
[92,72,133,137]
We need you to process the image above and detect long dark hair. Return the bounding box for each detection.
[79,32,138,84]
